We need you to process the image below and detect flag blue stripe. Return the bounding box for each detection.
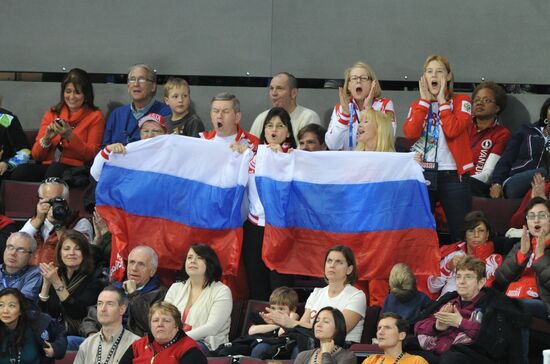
[96,165,245,229]
[256,176,435,232]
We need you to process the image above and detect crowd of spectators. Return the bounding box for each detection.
[0,55,549,363]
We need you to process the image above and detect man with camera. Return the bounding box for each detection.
[19,177,92,265]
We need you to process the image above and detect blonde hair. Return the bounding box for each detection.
[343,62,382,100]
[164,77,190,98]
[423,55,454,98]
[269,286,299,312]
[356,109,395,152]
[388,263,417,300]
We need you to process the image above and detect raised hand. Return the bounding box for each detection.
[364,80,377,110]
[520,225,531,255]
[338,87,350,115]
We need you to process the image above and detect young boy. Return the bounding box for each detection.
[248,286,300,358]
[163,77,205,137]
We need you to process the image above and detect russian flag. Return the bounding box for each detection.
[255,147,440,281]
[95,135,251,282]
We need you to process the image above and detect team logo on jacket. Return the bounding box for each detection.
[461,100,472,114]
[481,139,493,149]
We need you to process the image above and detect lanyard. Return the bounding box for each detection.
[96,329,124,364]
[348,101,356,149]
[423,104,440,163]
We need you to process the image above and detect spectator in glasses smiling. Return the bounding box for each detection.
[101,64,170,147]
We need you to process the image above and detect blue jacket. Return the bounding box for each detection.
[491,120,547,185]
[102,101,171,147]
[0,265,42,303]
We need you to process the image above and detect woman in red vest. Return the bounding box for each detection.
[120,301,207,364]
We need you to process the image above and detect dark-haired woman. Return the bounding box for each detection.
[38,230,105,349]
[242,106,297,301]
[0,288,67,364]
[11,68,105,182]
[490,98,550,199]
[428,211,502,298]
[294,307,356,364]
[164,244,232,354]
[265,245,366,344]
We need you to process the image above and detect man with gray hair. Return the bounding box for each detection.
[0,232,42,302]
[19,177,92,265]
[80,245,167,337]
[102,63,170,147]
[249,72,321,142]
[200,92,259,151]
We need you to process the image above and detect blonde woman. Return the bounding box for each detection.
[326,62,395,151]
[355,109,395,152]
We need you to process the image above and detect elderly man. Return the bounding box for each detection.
[75,286,139,364]
[19,177,92,265]
[102,64,170,146]
[249,72,321,142]
[80,245,167,337]
[363,313,427,364]
[0,232,42,302]
[200,92,259,151]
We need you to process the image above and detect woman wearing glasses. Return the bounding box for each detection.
[11,68,105,182]
[490,98,550,199]
[325,62,395,151]
[494,196,550,323]
[469,82,512,197]
[428,211,502,299]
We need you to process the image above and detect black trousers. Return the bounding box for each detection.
[242,220,293,301]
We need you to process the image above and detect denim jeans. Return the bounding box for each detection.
[504,167,547,198]
[429,171,472,243]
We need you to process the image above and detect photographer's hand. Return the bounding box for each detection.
[31,198,50,229]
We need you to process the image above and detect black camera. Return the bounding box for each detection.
[48,197,70,222]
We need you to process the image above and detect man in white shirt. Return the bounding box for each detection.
[19,177,92,265]
[249,72,321,142]
[75,286,140,364]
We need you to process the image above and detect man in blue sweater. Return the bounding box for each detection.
[102,64,170,147]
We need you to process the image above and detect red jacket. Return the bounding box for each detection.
[403,94,474,176]
[32,105,105,166]
[130,333,201,364]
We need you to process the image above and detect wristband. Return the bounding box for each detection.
[39,293,50,301]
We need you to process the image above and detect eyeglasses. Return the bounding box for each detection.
[455,274,478,281]
[5,244,32,255]
[42,177,68,187]
[473,98,495,105]
[127,77,153,85]
[526,212,550,220]
[349,76,370,83]
[264,123,287,131]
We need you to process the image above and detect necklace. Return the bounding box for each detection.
[9,350,20,364]
[312,345,340,363]
[96,329,124,364]
[380,352,405,364]
[150,331,182,364]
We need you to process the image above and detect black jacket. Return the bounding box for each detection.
[413,288,530,364]
[491,120,547,185]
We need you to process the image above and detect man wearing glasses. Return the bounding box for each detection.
[101,64,170,147]
[0,232,42,302]
[248,72,321,142]
[19,177,92,265]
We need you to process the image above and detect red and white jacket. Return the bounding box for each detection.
[325,97,394,151]
[403,94,474,176]
[428,241,502,297]
[470,120,512,184]
[200,125,259,152]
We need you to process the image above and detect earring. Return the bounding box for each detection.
[545,118,548,125]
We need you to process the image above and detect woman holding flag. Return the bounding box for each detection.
[325,62,395,151]
[241,107,297,301]
[403,55,474,243]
